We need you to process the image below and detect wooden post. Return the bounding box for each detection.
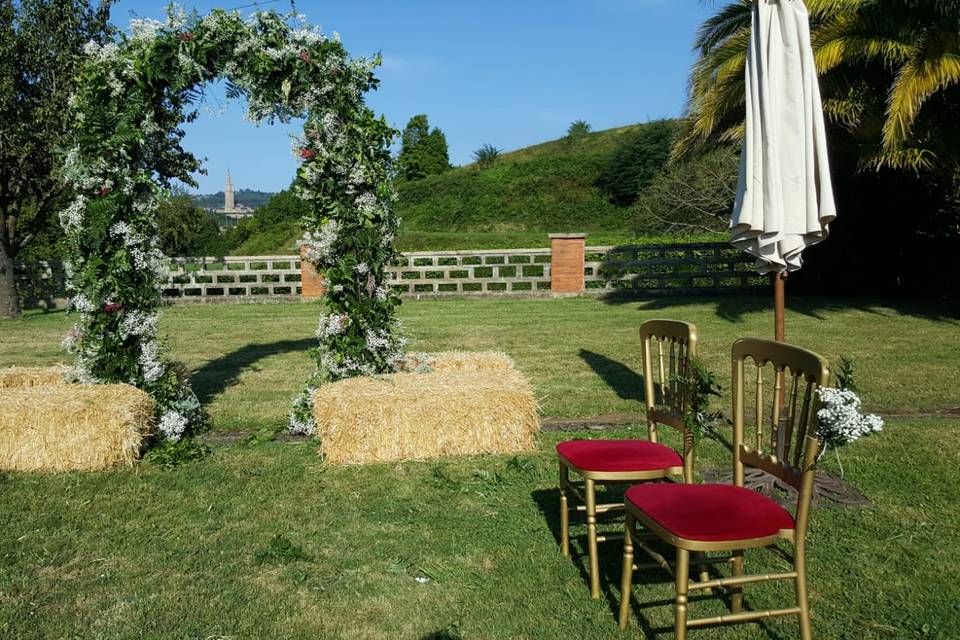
[774,271,787,341]
[549,233,586,295]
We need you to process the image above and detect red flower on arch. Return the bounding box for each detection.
[300,148,317,160]
[178,31,194,42]
[102,303,123,314]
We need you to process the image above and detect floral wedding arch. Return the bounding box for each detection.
[60,8,404,441]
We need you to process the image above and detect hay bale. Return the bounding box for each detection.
[0,365,68,389]
[401,351,517,373]
[314,368,540,465]
[0,384,154,472]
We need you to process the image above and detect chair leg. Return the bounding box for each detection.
[674,547,690,640]
[585,478,601,598]
[618,513,635,630]
[695,552,712,594]
[559,462,570,558]
[795,549,813,640]
[730,549,744,613]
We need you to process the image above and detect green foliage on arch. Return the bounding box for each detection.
[60,7,403,441]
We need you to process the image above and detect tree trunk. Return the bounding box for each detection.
[0,242,22,318]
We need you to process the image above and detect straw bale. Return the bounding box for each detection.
[0,365,68,389]
[314,367,540,465]
[0,384,154,472]
[401,351,516,373]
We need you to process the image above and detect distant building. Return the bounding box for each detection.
[208,171,254,227]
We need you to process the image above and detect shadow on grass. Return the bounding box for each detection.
[531,488,789,639]
[578,349,644,402]
[531,486,646,615]
[601,293,960,324]
[421,628,463,640]
[192,338,315,403]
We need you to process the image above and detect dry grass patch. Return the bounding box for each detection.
[0,384,154,471]
[315,353,539,464]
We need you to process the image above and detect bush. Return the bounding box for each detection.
[596,119,680,206]
[631,148,738,235]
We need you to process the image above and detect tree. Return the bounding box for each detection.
[0,0,113,318]
[422,128,451,174]
[632,148,739,235]
[595,120,679,206]
[567,120,592,139]
[677,0,960,296]
[397,114,450,180]
[155,191,225,257]
[676,0,960,174]
[472,144,502,169]
[253,189,310,228]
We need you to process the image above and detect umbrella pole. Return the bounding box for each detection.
[774,271,787,341]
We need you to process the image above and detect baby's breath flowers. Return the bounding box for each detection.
[816,386,884,476]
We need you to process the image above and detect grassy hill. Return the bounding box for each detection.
[228,121,721,254]
[395,123,645,234]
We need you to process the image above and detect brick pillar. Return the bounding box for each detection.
[299,246,326,300]
[549,233,587,295]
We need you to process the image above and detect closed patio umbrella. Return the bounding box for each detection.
[731,0,836,341]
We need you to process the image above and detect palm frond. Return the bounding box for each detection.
[814,13,914,73]
[806,0,865,21]
[693,1,750,55]
[861,144,938,173]
[717,122,746,145]
[883,32,960,147]
[823,95,866,129]
[681,0,960,174]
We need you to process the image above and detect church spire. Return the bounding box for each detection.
[224,169,235,211]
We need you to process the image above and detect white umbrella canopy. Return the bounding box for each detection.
[731,0,836,276]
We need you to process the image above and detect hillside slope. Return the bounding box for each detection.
[395,123,649,233]
[228,121,698,254]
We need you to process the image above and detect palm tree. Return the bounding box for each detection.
[678,0,960,173]
[472,144,502,169]
[566,120,592,139]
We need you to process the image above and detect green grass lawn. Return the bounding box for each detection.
[1,420,957,639]
[1,296,957,431]
[1,296,958,638]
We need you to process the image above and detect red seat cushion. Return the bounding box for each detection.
[556,439,682,473]
[625,483,795,542]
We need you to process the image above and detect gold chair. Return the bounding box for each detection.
[557,319,698,598]
[618,338,830,639]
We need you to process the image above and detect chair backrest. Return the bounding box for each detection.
[731,338,831,534]
[640,319,698,442]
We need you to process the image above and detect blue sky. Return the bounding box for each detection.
[111,0,714,194]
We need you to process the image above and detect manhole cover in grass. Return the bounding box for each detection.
[701,467,872,509]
